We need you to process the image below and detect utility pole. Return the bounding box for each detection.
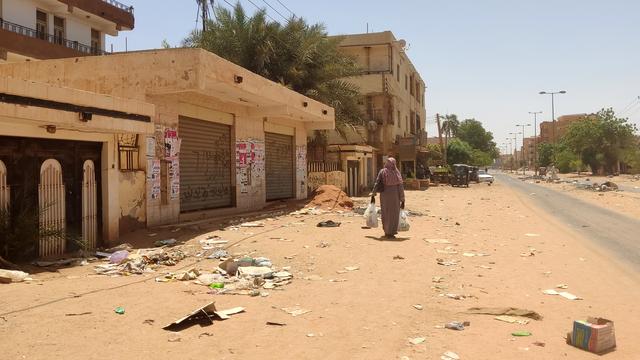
[509,132,521,173]
[516,124,531,175]
[539,90,566,145]
[529,111,542,175]
[436,113,446,165]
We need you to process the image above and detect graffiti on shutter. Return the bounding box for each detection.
[179,117,232,212]
[39,159,66,257]
[82,160,97,250]
[265,132,294,201]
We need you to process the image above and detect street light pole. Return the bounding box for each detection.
[505,138,513,172]
[529,111,542,175]
[509,132,521,173]
[539,90,567,144]
[516,124,531,175]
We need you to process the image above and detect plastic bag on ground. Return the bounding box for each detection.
[398,209,410,232]
[364,202,378,228]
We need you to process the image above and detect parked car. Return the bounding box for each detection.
[478,169,494,184]
[451,164,470,187]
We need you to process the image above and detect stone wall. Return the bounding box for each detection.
[308,171,346,193]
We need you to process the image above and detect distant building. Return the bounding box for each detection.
[0,0,134,62]
[539,113,592,143]
[521,136,538,168]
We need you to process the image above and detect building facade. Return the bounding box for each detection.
[539,114,590,144]
[521,136,537,168]
[0,0,134,62]
[0,48,334,258]
[335,31,427,178]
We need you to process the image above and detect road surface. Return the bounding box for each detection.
[497,173,640,270]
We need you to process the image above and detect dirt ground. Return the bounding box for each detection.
[1,180,639,360]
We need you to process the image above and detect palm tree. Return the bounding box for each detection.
[183,2,363,135]
[441,114,459,152]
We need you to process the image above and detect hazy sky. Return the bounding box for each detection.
[109,0,640,152]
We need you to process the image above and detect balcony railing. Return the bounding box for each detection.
[0,18,108,56]
[102,0,134,13]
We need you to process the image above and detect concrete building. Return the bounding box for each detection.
[521,136,537,168]
[0,48,334,257]
[334,31,427,180]
[0,0,134,62]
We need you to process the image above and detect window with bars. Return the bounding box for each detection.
[118,134,140,171]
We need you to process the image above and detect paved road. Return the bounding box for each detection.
[496,173,640,270]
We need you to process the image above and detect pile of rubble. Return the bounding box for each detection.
[306,185,354,210]
[94,246,187,276]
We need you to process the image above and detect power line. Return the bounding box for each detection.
[260,0,288,22]
[274,0,295,17]
[242,0,278,22]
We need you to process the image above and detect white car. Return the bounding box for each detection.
[478,170,494,184]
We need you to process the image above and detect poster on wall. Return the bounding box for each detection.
[148,159,161,200]
[146,136,156,158]
[164,128,181,160]
[169,159,180,200]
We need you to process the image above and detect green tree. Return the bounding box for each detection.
[426,143,443,161]
[457,119,499,155]
[537,143,555,167]
[183,3,363,132]
[470,149,493,167]
[562,108,637,174]
[446,139,473,165]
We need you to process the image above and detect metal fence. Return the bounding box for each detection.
[102,0,134,13]
[308,161,340,173]
[0,18,109,55]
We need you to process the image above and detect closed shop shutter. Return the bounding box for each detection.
[179,117,232,212]
[265,132,294,200]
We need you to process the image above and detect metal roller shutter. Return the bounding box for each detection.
[179,117,232,212]
[265,132,294,200]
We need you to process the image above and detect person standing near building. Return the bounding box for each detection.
[371,157,406,239]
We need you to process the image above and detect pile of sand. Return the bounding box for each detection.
[307,185,354,210]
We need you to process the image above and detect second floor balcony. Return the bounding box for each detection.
[0,18,108,60]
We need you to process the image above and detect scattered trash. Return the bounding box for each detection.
[432,276,445,283]
[167,332,182,342]
[317,220,341,228]
[524,233,540,237]
[512,331,532,337]
[240,222,265,227]
[466,307,543,320]
[317,241,330,248]
[409,337,426,345]
[163,302,243,331]
[200,238,229,249]
[425,239,451,244]
[543,289,582,300]
[344,266,359,272]
[199,332,214,338]
[329,279,348,283]
[495,316,530,325]
[105,243,133,253]
[207,249,229,259]
[441,351,460,360]
[154,238,177,247]
[238,266,274,278]
[109,250,129,264]
[0,269,30,283]
[364,202,378,228]
[393,255,405,260]
[114,307,125,315]
[95,248,187,276]
[445,321,470,331]
[304,275,323,281]
[143,319,155,325]
[65,312,92,316]
[520,248,538,257]
[398,210,410,232]
[266,321,286,326]
[566,317,616,354]
[532,341,546,347]
[413,305,423,310]
[33,258,87,267]
[436,258,459,266]
[281,306,311,317]
[437,248,458,255]
[556,284,569,289]
[442,293,472,300]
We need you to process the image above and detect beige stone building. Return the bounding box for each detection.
[0,48,334,257]
[318,31,427,194]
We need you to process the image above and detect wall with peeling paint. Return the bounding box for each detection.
[118,170,146,233]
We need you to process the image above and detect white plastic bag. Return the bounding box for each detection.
[364,202,378,228]
[398,209,410,232]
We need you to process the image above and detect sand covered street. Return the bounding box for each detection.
[1,179,639,360]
